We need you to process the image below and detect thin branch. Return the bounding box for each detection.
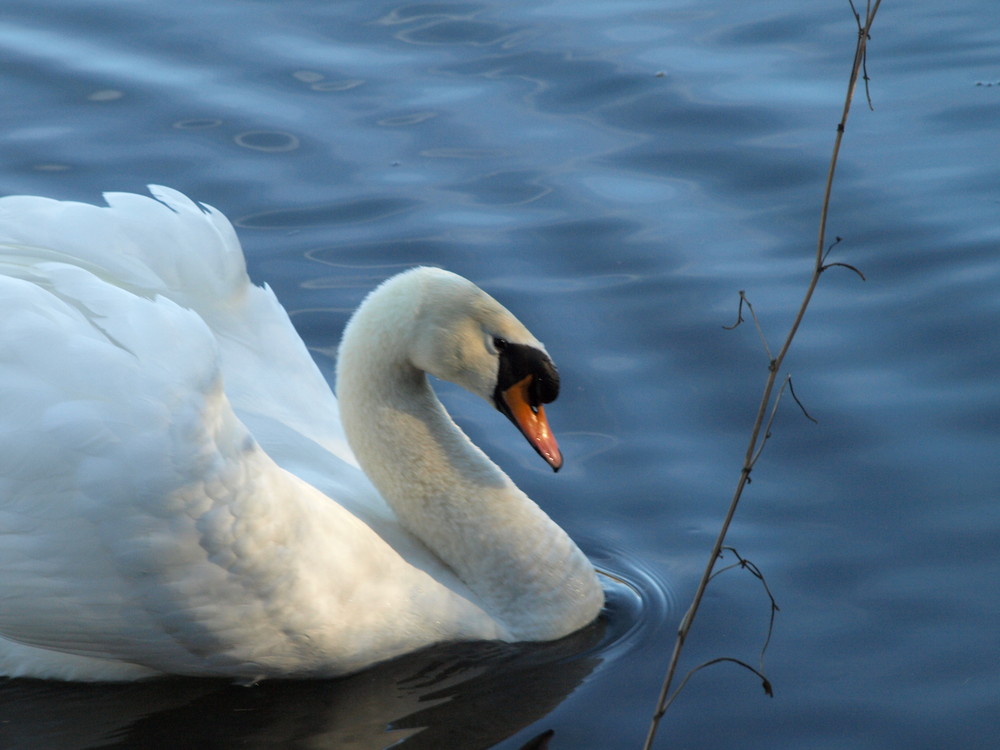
[848,0,877,109]
[743,293,773,363]
[821,261,867,280]
[653,657,774,720]
[847,0,861,26]
[642,3,882,747]
[788,376,818,423]
[821,236,844,262]
[716,546,781,672]
[723,292,773,362]
[707,549,780,673]
[821,236,866,279]
[750,376,788,467]
[722,290,747,330]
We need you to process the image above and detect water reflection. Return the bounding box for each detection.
[0,640,586,749]
[0,568,662,750]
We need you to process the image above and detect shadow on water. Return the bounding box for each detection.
[0,642,594,749]
[0,561,667,750]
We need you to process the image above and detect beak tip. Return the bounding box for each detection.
[499,374,564,473]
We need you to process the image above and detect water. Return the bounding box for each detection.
[0,0,997,748]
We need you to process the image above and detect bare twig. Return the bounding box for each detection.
[714,546,781,671]
[743,293,774,363]
[821,236,844,262]
[848,0,877,109]
[722,290,747,330]
[751,375,788,466]
[821,236,867,280]
[642,3,881,748]
[787,377,818,424]
[822,261,867,280]
[652,657,774,721]
[722,291,773,361]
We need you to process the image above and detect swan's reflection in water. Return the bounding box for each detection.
[0,619,605,750]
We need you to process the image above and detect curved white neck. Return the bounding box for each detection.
[335,295,601,640]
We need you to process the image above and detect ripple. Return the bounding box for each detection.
[419,147,507,159]
[395,19,519,47]
[291,70,324,83]
[449,169,552,206]
[237,197,416,229]
[87,89,124,102]
[588,544,674,662]
[556,431,620,464]
[581,173,679,204]
[298,260,432,289]
[234,130,300,153]
[173,118,223,130]
[377,111,438,127]
[310,79,365,92]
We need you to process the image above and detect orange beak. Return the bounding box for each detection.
[501,374,563,471]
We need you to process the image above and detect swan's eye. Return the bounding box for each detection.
[492,337,508,353]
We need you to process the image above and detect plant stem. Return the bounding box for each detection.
[642,3,881,748]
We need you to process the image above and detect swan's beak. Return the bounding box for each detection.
[500,375,563,472]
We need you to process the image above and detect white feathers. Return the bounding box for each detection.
[0,187,602,681]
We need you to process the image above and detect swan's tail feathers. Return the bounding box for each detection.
[0,185,354,467]
[0,186,250,314]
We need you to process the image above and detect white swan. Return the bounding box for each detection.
[0,186,603,682]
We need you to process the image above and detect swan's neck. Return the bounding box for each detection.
[336,309,601,640]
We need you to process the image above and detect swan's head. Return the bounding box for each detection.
[400,267,564,471]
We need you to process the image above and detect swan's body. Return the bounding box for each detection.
[0,187,602,681]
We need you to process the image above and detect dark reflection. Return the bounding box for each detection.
[0,572,655,750]
[0,620,606,750]
[517,729,555,750]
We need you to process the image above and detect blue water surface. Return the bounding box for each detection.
[0,1,997,748]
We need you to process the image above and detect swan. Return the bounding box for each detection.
[0,186,603,682]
